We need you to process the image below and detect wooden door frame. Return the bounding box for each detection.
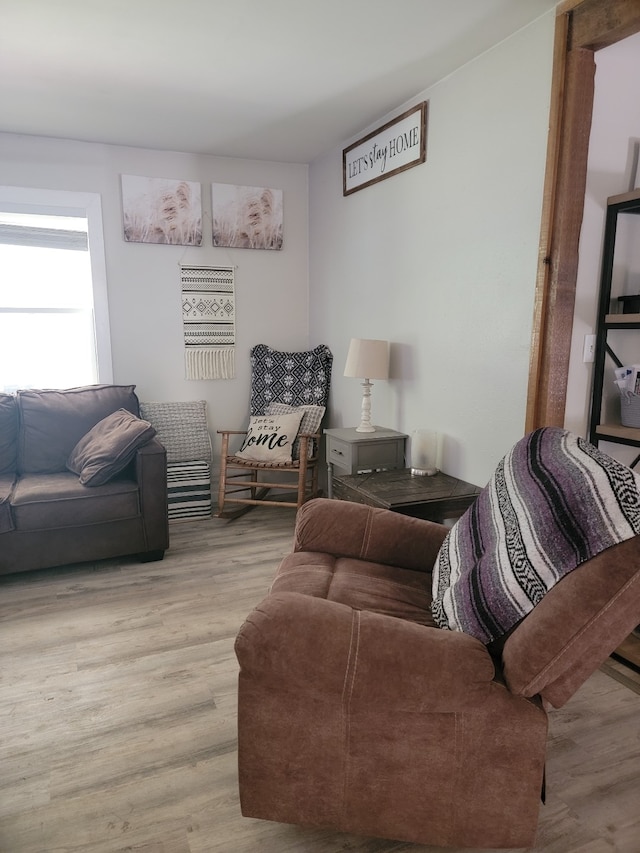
[525,0,640,431]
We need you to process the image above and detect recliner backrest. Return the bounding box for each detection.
[500,535,640,707]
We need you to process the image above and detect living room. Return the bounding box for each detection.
[2,8,638,490]
[2,1,640,851]
[0,2,567,491]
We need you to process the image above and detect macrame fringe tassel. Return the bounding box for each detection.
[185,347,235,380]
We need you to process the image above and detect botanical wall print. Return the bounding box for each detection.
[121,175,202,246]
[211,183,283,250]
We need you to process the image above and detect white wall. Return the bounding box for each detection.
[564,31,640,467]
[0,11,559,488]
[309,13,555,487]
[0,133,310,458]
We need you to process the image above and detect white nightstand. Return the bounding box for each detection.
[324,427,407,498]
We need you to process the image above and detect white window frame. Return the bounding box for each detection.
[0,185,113,384]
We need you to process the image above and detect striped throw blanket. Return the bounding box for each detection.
[432,428,640,643]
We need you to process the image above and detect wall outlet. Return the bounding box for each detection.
[583,334,596,363]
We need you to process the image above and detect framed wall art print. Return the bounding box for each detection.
[211,183,283,250]
[121,175,202,246]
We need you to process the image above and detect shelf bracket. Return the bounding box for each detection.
[630,452,640,470]
[606,343,623,369]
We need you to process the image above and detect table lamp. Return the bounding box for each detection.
[344,338,390,432]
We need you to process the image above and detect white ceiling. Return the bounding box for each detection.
[0,0,559,164]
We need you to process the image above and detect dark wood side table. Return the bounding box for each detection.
[332,467,481,523]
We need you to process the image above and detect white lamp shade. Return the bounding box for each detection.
[344,338,390,379]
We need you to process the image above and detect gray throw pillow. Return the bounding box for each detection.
[67,408,156,486]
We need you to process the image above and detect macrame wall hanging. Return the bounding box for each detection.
[181,264,235,380]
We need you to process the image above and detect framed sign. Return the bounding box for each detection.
[343,101,428,196]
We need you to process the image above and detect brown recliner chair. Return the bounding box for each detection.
[235,429,640,849]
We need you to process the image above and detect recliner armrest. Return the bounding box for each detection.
[293,497,448,572]
[235,592,496,712]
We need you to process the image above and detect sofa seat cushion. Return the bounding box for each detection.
[17,384,140,475]
[272,552,437,627]
[11,472,140,531]
[0,473,16,533]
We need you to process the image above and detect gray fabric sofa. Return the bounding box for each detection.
[0,384,169,576]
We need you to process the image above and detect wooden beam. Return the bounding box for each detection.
[527,47,595,429]
[526,0,640,431]
[556,0,586,14]
[570,0,640,50]
[526,12,569,431]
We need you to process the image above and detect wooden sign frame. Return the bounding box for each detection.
[343,102,428,196]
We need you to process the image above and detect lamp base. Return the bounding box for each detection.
[411,466,439,476]
[355,379,376,433]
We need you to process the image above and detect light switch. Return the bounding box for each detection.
[583,334,596,363]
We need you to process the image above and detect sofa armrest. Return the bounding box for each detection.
[235,592,495,712]
[293,497,448,573]
[135,437,169,551]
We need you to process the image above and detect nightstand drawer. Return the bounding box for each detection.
[325,427,407,478]
[326,436,355,473]
[356,439,405,470]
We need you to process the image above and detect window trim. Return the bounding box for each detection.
[0,185,113,384]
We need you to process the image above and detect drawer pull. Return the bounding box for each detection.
[331,448,344,456]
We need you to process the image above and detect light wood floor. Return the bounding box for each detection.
[1,509,640,853]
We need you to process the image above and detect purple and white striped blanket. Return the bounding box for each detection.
[431,427,640,643]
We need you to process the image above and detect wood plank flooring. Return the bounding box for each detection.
[1,508,640,853]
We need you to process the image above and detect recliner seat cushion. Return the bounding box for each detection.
[17,384,140,475]
[11,472,140,530]
[273,551,437,627]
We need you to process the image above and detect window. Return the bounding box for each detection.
[0,187,112,393]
